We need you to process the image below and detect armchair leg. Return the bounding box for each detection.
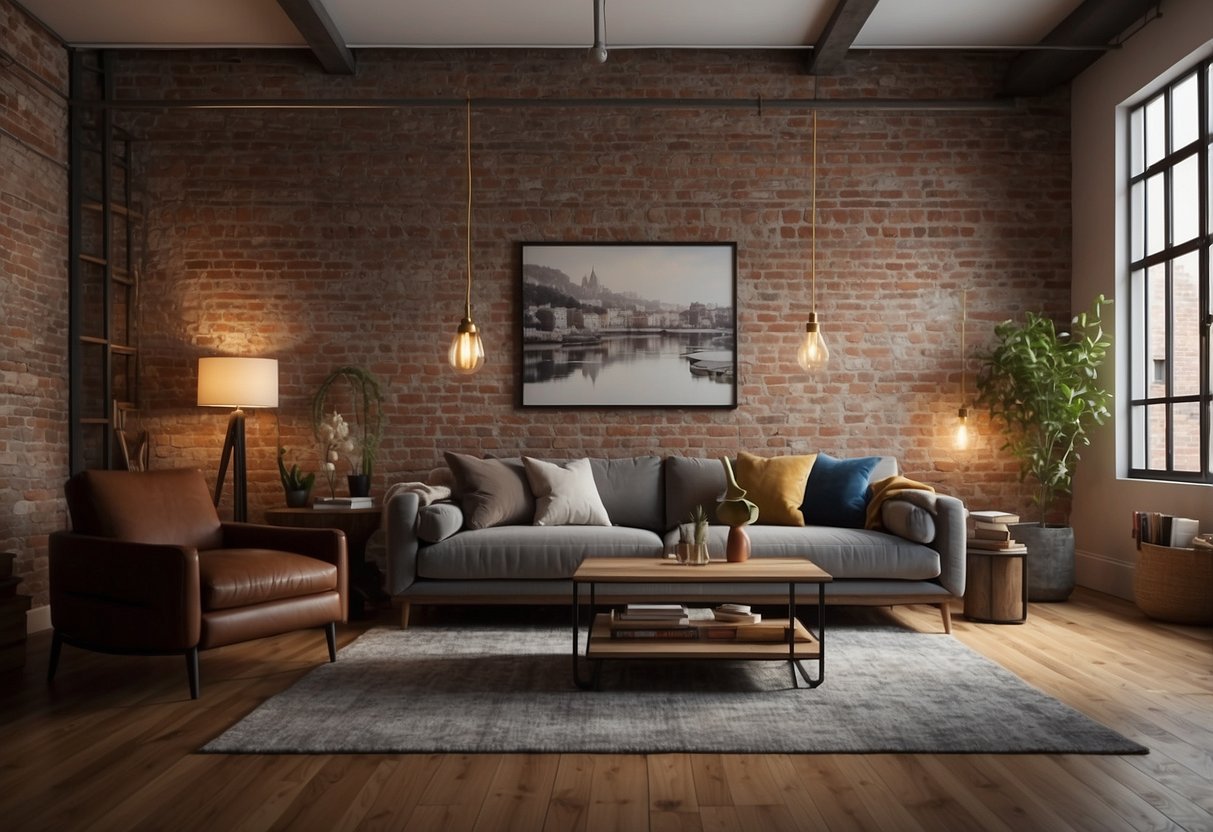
[325,622,337,662]
[186,648,200,700]
[938,603,953,634]
[47,630,63,683]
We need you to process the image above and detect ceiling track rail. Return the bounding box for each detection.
[70,95,1019,112]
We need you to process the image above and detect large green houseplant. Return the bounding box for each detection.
[974,294,1112,600]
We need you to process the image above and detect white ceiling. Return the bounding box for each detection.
[22,0,1089,50]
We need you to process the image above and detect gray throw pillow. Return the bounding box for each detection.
[523,457,612,526]
[443,451,535,529]
[416,502,465,543]
[881,500,936,543]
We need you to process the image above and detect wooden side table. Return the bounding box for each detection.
[264,506,384,620]
[964,548,1028,624]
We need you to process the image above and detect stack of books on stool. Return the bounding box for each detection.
[967,510,1027,553]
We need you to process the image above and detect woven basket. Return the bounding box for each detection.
[1134,543,1213,625]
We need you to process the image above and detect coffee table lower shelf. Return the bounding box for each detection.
[576,612,823,691]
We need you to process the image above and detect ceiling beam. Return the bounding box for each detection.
[807,0,881,75]
[276,0,355,75]
[1002,0,1158,97]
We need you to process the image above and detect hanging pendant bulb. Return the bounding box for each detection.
[450,98,486,375]
[953,290,971,450]
[797,311,830,371]
[953,406,970,450]
[449,316,484,374]
[797,110,829,372]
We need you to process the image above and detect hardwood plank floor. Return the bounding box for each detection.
[1,588,1209,831]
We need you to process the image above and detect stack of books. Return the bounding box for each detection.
[967,510,1027,553]
[609,604,698,638]
[313,496,374,509]
[711,603,761,624]
[1133,512,1199,548]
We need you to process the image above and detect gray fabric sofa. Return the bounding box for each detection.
[384,455,966,632]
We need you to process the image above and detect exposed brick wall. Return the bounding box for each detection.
[0,0,69,608]
[110,47,1070,524]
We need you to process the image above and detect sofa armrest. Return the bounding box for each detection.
[384,491,423,595]
[49,530,202,650]
[929,494,967,597]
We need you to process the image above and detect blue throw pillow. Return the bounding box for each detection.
[801,453,881,528]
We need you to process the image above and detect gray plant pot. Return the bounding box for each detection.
[1011,522,1075,602]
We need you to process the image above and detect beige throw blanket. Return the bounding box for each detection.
[865,475,937,531]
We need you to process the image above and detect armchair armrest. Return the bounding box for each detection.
[384,491,422,595]
[49,530,202,650]
[222,522,346,568]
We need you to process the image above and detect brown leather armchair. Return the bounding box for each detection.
[49,468,347,699]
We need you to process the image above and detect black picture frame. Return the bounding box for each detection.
[520,242,738,408]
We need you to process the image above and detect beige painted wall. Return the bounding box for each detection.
[1070,0,1213,599]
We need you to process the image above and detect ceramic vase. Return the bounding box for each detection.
[284,488,311,508]
[726,525,751,563]
[347,474,370,498]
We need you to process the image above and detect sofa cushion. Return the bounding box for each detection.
[444,452,535,529]
[588,456,665,532]
[198,548,338,611]
[801,453,881,528]
[417,526,665,580]
[664,456,726,530]
[524,457,612,526]
[656,525,939,581]
[735,451,816,526]
[417,503,465,543]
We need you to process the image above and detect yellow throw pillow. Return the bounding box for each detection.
[734,451,817,526]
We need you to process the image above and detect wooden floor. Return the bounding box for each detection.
[2,589,1210,831]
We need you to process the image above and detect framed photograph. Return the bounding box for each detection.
[520,242,737,408]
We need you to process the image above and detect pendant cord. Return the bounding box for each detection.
[811,110,817,313]
[465,96,473,320]
[960,289,967,401]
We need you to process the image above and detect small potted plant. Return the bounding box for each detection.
[974,294,1112,600]
[277,447,316,508]
[312,367,385,498]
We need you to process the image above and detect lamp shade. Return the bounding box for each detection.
[197,357,279,408]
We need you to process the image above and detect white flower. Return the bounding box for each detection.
[328,450,339,463]
[323,462,336,472]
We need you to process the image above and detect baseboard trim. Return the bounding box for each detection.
[1076,549,1134,601]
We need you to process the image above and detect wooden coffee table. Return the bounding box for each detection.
[572,556,832,690]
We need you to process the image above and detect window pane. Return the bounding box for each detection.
[1146,172,1166,255]
[1130,268,1147,398]
[1129,106,1144,176]
[1171,73,1199,150]
[1130,180,1145,262]
[1132,405,1147,468]
[1145,94,1166,168]
[1173,402,1201,472]
[1147,263,1168,399]
[1172,155,1199,244]
[1147,404,1167,468]
[1173,252,1200,397]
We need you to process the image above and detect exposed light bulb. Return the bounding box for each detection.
[449,318,485,375]
[796,312,829,371]
[953,406,970,450]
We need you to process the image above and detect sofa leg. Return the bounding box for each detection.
[400,602,411,629]
[938,603,953,634]
[186,648,200,700]
[325,622,337,662]
[47,630,62,684]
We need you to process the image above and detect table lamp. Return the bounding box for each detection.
[197,356,279,522]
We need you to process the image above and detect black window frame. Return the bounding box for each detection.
[1127,58,1212,483]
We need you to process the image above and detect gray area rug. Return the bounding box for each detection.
[202,622,1147,755]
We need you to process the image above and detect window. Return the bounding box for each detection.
[1127,58,1212,482]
